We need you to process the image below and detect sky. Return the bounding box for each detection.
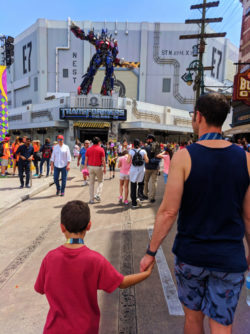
[1,0,243,47]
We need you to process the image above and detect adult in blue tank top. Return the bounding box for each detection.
[140,93,250,334]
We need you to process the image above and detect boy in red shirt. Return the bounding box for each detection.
[35,200,154,334]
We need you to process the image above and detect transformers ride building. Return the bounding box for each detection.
[6,19,238,147]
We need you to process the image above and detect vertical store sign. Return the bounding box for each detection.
[72,52,77,83]
[0,66,8,141]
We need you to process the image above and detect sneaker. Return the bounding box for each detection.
[89,200,95,204]
[124,200,129,205]
[26,185,31,188]
[140,195,148,201]
[33,174,38,177]
[83,181,87,186]
[119,196,123,204]
[132,204,137,209]
[56,190,60,196]
[150,199,156,203]
[112,174,115,178]
[20,185,24,189]
[60,193,64,197]
[136,198,142,207]
[94,195,101,202]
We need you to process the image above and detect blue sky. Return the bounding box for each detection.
[1,0,243,46]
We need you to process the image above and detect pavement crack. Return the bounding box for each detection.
[118,207,138,334]
[0,219,57,290]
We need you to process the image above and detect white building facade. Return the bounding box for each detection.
[7,19,238,146]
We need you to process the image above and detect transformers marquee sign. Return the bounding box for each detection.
[60,108,127,121]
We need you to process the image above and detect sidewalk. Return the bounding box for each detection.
[0,172,55,214]
[0,160,78,214]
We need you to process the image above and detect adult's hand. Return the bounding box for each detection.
[103,168,106,174]
[66,166,70,171]
[140,254,155,272]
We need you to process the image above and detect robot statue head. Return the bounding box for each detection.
[101,28,108,41]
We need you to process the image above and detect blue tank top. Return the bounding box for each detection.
[172,143,249,273]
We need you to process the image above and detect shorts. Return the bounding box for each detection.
[120,173,129,180]
[174,257,245,326]
[0,158,8,167]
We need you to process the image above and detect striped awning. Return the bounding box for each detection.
[73,121,110,128]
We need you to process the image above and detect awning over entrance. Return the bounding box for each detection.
[73,121,110,128]
[224,123,250,136]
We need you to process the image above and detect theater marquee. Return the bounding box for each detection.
[233,69,250,105]
[60,108,127,121]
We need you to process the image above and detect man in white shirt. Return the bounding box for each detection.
[50,135,71,196]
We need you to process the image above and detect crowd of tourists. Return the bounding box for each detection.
[73,135,174,207]
[0,93,250,334]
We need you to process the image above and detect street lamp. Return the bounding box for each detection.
[181,60,205,98]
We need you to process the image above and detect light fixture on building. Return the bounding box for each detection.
[181,72,193,86]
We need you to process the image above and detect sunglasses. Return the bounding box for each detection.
[58,138,63,141]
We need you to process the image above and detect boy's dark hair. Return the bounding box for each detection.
[93,137,101,145]
[61,201,90,233]
[195,93,230,127]
[134,138,140,148]
[45,138,51,144]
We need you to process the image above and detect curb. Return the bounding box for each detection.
[0,180,55,215]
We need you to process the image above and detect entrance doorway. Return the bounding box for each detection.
[79,129,109,143]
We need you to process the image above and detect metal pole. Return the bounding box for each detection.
[196,0,206,101]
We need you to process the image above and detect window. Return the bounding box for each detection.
[63,69,69,78]
[162,78,171,93]
[34,77,38,91]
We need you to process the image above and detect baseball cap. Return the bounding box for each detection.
[3,136,10,141]
[57,135,64,140]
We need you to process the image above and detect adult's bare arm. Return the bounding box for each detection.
[243,152,250,269]
[140,149,188,272]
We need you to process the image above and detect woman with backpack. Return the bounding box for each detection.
[127,139,149,208]
[39,138,52,177]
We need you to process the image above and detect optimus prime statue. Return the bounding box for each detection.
[71,22,137,96]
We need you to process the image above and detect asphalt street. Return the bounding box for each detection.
[0,166,249,334]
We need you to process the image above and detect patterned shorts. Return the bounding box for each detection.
[174,257,245,326]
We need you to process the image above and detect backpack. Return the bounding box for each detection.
[0,143,3,157]
[42,145,52,159]
[132,149,144,167]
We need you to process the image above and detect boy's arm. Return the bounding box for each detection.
[119,262,154,289]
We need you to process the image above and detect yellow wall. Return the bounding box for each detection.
[91,69,138,99]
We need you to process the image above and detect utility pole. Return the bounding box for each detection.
[180,1,226,101]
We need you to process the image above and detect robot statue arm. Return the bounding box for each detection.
[71,22,86,40]
[114,58,138,69]
[71,22,97,45]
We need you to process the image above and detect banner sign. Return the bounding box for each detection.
[233,69,250,105]
[60,108,127,121]
[0,66,8,142]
